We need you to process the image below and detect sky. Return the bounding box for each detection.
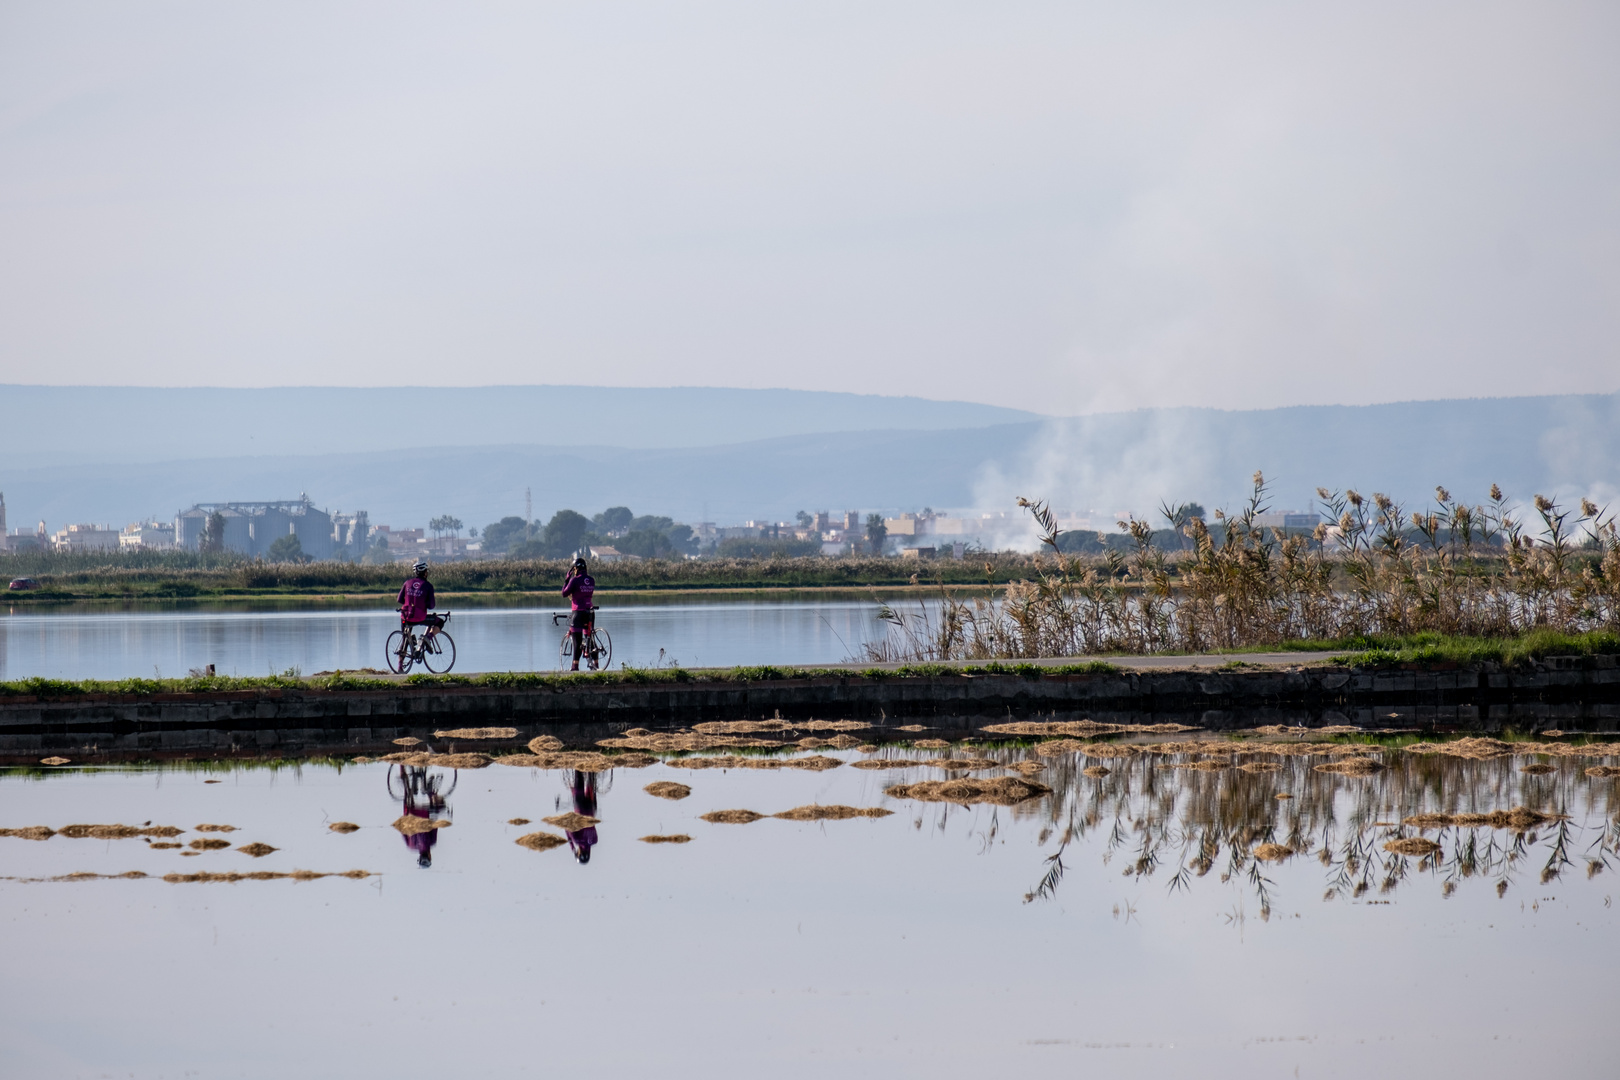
[1,0,1617,416]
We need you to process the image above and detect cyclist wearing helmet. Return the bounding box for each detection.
[397,560,444,634]
[561,557,595,671]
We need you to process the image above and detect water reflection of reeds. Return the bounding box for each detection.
[952,740,1620,914]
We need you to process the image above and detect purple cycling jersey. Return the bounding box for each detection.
[562,573,595,611]
[397,577,435,623]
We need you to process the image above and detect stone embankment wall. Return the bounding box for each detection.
[2,658,1618,747]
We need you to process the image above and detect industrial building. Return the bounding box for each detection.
[173,496,370,559]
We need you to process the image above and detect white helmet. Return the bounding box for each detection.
[412,559,429,574]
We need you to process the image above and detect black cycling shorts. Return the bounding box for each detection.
[568,609,593,632]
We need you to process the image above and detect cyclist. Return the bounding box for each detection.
[561,557,595,671]
[397,560,444,636]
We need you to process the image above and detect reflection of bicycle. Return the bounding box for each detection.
[386,612,456,674]
[552,606,611,671]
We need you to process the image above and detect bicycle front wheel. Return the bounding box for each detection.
[588,628,612,671]
[559,631,577,671]
[386,630,413,674]
[423,630,456,673]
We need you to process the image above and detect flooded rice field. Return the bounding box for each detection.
[4,721,1619,1078]
[0,596,907,680]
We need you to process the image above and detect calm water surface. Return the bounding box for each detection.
[0,596,921,679]
[2,738,1616,1078]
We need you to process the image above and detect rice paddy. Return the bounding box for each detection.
[6,716,1620,1075]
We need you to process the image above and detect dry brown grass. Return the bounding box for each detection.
[189,838,230,850]
[771,805,893,821]
[644,782,692,800]
[700,809,764,824]
[392,737,421,746]
[1384,837,1443,856]
[236,843,278,857]
[895,725,928,732]
[639,834,692,843]
[514,832,565,851]
[329,822,360,833]
[1587,765,1620,778]
[528,735,565,752]
[151,841,182,849]
[543,812,599,830]
[434,727,518,739]
[195,824,237,833]
[392,815,450,835]
[59,824,183,839]
[0,826,55,840]
[1252,843,1293,861]
[798,720,871,731]
[1081,765,1111,778]
[911,738,951,749]
[1239,762,1283,773]
[1520,763,1556,775]
[884,776,1051,806]
[39,756,70,766]
[507,817,531,825]
[1403,807,1551,830]
[599,731,783,751]
[1403,737,1516,759]
[160,870,373,883]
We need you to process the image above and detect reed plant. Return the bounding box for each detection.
[867,474,1620,662]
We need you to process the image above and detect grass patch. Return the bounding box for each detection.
[1329,630,1620,669]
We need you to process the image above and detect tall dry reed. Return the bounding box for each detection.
[866,473,1620,661]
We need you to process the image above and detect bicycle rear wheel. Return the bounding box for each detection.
[423,630,456,673]
[588,628,612,671]
[386,629,413,674]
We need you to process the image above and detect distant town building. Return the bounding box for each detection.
[1253,511,1321,530]
[588,546,629,563]
[52,523,121,552]
[119,521,176,550]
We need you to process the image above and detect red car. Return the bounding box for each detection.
[8,577,38,590]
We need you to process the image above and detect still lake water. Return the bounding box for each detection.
[3,734,1617,1078]
[0,596,921,680]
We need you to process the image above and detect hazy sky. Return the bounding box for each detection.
[2,1,1616,415]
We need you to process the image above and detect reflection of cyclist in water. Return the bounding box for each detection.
[566,769,598,864]
[388,764,455,868]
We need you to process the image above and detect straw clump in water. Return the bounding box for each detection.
[644,782,692,800]
[195,824,237,833]
[911,739,951,749]
[499,750,655,772]
[666,755,841,772]
[543,812,599,830]
[507,817,531,825]
[515,832,565,851]
[1252,843,1293,861]
[392,816,450,835]
[39,757,70,766]
[1521,763,1556,775]
[1404,738,1515,760]
[189,838,230,850]
[1314,758,1385,776]
[528,736,565,752]
[639,834,692,843]
[1082,766,1111,778]
[884,777,1051,806]
[151,841,182,849]
[982,720,1198,737]
[692,720,792,734]
[771,805,893,821]
[1402,807,1551,830]
[236,843,278,857]
[434,727,518,740]
[1587,765,1620,778]
[1239,762,1283,773]
[0,826,55,840]
[700,809,765,824]
[1385,838,1443,856]
[392,737,421,746]
[378,751,492,769]
[59,824,183,839]
[329,822,360,833]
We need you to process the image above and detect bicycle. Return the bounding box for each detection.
[386,611,456,674]
[553,605,611,671]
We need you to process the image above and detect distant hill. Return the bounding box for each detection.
[0,385,1041,468]
[2,388,1616,540]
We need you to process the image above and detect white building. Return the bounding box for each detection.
[52,523,121,552]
